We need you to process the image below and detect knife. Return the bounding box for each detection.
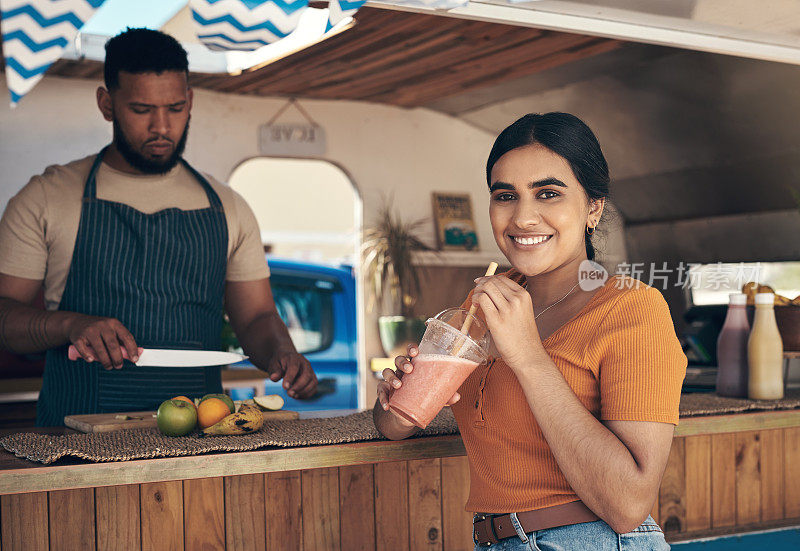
[67,345,247,367]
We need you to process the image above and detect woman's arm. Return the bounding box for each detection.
[512,353,673,533]
[472,275,675,534]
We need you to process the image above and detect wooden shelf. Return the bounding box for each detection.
[412,250,505,267]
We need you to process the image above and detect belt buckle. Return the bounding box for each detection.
[472,514,498,546]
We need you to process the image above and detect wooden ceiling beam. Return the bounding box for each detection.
[387,38,622,107]
[378,32,599,106]
[290,28,542,99]
[32,8,621,110]
[204,9,418,94]
[237,18,470,96]
[267,23,511,96]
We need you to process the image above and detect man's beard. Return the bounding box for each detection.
[113,117,189,175]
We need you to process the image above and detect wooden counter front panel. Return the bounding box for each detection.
[2,427,800,549]
[225,473,266,550]
[658,428,800,542]
[49,488,95,551]
[0,492,48,551]
[786,427,800,519]
[375,461,410,551]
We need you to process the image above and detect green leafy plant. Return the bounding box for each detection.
[361,199,434,318]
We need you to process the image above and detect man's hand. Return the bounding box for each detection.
[65,313,140,370]
[225,279,320,400]
[267,346,317,399]
[0,273,141,361]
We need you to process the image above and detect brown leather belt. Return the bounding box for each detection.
[472,501,599,545]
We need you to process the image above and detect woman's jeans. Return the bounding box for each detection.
[473,515,669,550]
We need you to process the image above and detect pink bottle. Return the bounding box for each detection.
[716,293,750,398]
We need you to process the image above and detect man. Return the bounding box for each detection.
[0,28,317,426]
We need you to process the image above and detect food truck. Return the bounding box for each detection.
[0,1,799,549]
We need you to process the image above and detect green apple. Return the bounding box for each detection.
[157,399,198,437]
[200,393,235,414]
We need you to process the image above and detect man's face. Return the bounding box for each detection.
[109,71,192,174]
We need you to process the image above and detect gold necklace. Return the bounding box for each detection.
[534,282,581,320]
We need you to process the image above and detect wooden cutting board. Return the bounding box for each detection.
[64,409,299,433]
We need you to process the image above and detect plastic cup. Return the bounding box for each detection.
[388,308,491,428]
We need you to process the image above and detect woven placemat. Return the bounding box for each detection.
[679,390,800,417]
[0,408,459,465]
[4,392,800,465]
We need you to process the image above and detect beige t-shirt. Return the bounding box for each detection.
[0,154,269,310]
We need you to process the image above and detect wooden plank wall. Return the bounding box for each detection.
[657,428,800,541]
[2,429,799,550]
[0,456,474,551]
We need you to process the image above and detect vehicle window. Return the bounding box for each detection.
[271,282,334,354]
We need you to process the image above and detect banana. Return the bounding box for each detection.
[200,403,265,436]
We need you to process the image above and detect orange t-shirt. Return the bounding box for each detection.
[450,272,687,514]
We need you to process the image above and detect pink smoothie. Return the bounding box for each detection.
[388,353,479,429]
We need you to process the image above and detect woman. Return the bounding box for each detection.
[373,113,686,550]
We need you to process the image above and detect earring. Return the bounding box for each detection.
[586,224,595,236]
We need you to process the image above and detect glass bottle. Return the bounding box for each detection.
[747,293,784,400]
[716,293,749,398]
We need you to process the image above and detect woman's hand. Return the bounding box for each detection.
[376,345,461,417]
[472,275,544,370]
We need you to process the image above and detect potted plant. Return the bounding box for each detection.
[362,199,434,357]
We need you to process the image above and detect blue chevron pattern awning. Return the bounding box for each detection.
[0,0,369,103]
[1,0,107,106]
[325,0,365,33]
[190,0,311,52]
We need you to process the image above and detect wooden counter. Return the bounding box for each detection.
[1,409,799,550]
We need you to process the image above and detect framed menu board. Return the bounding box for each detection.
[431,192,479,251]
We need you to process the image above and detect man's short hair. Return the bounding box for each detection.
[104,28,189,90]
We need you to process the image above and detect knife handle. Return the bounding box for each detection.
[68,345,142,362]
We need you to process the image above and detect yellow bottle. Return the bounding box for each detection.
[747,293,784,400]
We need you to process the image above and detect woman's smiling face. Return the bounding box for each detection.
[489,144,603,277]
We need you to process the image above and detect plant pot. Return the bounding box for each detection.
[378,316,427,358]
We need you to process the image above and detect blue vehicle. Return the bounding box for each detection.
[228,258,358,412]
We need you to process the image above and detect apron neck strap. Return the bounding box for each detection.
[82,146,108,200]
[82,147,224,210]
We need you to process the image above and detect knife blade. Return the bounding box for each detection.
[68,345,247,367]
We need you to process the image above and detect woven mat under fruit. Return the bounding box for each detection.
[0,408,460,465]
[679,389,800,416]
[4,392,800,465]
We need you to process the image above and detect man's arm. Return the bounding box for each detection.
[0,273,66,353]
[0,273,140,370]
[224,278,317,399]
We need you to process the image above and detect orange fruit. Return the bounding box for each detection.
[197,397,231,429]
[172,396,195,409]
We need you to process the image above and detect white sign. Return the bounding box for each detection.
[259,123,326,156]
